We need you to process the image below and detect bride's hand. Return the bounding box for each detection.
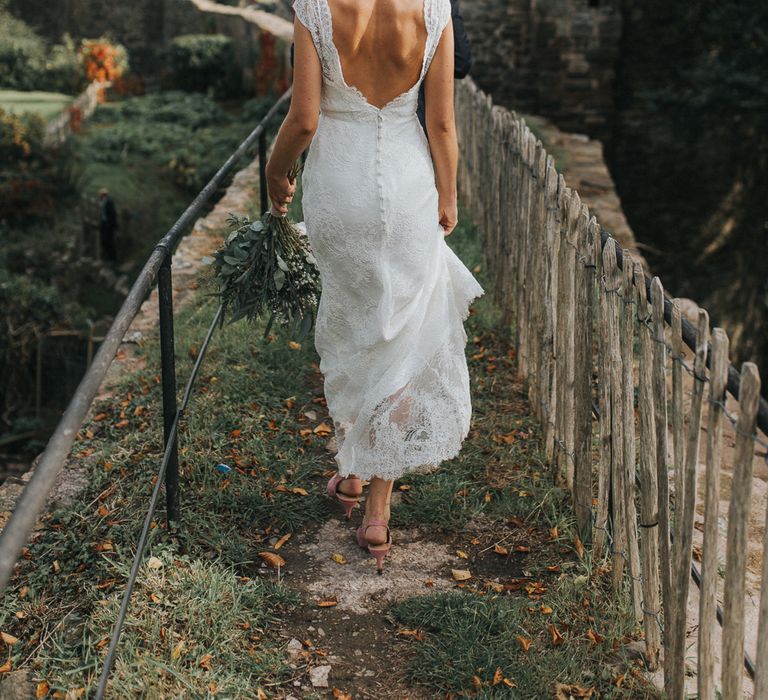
[267,170,297,216]
[438,197,458,236]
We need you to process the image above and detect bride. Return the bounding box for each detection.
[265,0,484,573]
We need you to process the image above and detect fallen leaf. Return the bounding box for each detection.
[503,678,517,688]
[274,533,291,549]
[94,542,114,552]
[553,682,595,698]
[540,605,553,615]
[258,551,286,568]
[290,487,309,496]
[18,586,28,599]
[515,545,531,553]
[93,413,108,422]
[451,569,472,581]
[586,629,605,646]
[574,537,585,559]
[396,628,425,641]
[456,550,469,559]
[492,667,504,685]
[484,492,492,503]
[114,420,129,429]
[230,429,242,438]
[331,553,348,565]
[549,527,559,539]
[288,341,301,350]
[1,632,19,645]
[548,623,564,646]
[299,428,313,437]
[97,504,109,518]
[146,556,163,570]
[36,681,49,698]
[317,597,338,608]
[313,422,332,435]
[52,560,60,573]
[172,640,185,660]
[515,635,532,652]
[332,689,352,700]
[494,543,509,555]
[398,484,411,491]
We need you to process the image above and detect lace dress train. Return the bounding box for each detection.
[293,0,484,481]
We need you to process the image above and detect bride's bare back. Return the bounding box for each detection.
[327,0,428,109]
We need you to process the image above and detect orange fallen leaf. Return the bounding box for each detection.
[313,422,332,435]
[492,667,504,685]
[114,420,129,429]
[396,628,425,641]
[288,341,301,350]
[540,605,553,615]
[451,569,472,581]
[586,628,605,646]
[456,550,469,559]
[93,413,108,422]
[472,675,483,689]
[290,487,309,496]
[1,632,19,645]
[398,484,411,491]
[503,678,517,688]
[230,429,242,438]
[549,527,559,539]
[332,689,352,700]
[548,623,564,646]
[274,533,291,549]
[299,428,313,437]
[574,537,585,559]
[494,543,509,555]
[199,653,213,670]
[317,597,338,608]
[515,635,532,652]
[0,658,11,673]
[172,640,185,660]
[258,551,285,568]
[97,504,109,518]
[331,552,348,565]
[36,681,49,698]
[515,545,531,553]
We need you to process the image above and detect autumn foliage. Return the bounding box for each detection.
[79,38,129,101]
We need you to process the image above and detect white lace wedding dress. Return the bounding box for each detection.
[293,0,484,481]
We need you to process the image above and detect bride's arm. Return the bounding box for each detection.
[265,17,322,214]
[424,22,458,235]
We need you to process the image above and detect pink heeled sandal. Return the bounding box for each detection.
[356,519,393,574]
[326,473,362,519]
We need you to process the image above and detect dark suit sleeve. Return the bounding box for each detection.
[451,0,472,80]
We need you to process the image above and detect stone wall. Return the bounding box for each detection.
[460,0,622,141]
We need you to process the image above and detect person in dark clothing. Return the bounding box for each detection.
[289,0,472,134]
[98,187,118,263]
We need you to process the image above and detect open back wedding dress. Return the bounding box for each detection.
[294,0,484,481]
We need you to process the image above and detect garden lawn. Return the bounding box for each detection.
[0,90,73,121]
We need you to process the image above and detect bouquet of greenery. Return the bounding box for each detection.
[204,162,321,339]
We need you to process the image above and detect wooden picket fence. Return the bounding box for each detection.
[454,77,768,699]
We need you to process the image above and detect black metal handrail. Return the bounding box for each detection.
[0,87,291,608]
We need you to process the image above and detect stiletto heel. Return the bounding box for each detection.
[356,518,392,574]
[326,473,361,519]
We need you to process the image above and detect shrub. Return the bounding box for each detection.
[0,266,90,429]
[44,35,84,94]
[167,34,241,97]
[0,5,47,90]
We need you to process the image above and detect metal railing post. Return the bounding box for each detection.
[157,252,180,524]
[259,130,268,214]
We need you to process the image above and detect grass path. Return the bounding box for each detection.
[0,216,660,698]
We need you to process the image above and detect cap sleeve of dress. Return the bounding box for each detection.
[293,0,322,52]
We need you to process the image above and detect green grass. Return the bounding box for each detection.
[0,89,73,121]
[388,581,658,699]
[0,209,659,697]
